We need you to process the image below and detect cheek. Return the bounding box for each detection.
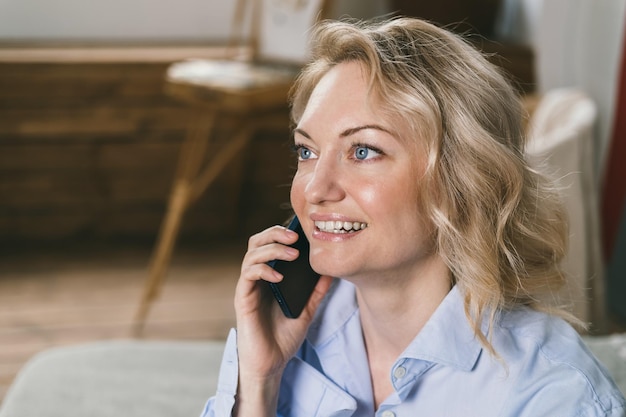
[353,180,378,207]
[382,177,427,231]
[289,174,306,215]
[362,173,418,215]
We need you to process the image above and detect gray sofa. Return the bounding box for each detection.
[0,335,624,417]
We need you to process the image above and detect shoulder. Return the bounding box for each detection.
[496,307,590,362]
[492,308,625,416]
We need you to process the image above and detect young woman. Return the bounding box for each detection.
[201,18,625,417]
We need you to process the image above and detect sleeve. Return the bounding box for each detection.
[199,328,239,417]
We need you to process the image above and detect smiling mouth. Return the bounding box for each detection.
[315,220,368,234]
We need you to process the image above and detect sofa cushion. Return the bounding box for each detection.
[1,335,624,417]
[0,340,225,417]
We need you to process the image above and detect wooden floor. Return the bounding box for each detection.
[2,239,625,406]
[0,239,245,403]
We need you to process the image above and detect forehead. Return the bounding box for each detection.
[297,62,386,130]
[306,62,368,104]
[297,61,430,153]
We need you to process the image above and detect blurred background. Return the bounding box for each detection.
[0,0,625,405]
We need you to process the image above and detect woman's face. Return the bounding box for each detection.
[290,61,439,283]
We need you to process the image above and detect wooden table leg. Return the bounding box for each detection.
[189,124,255,203]
[133,113,286,335]
[133,109,217,335]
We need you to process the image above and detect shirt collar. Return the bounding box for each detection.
[400,285,483,371]
[307,280,483,372]
[306,279,359,347]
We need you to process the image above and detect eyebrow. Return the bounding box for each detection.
[294,124,394,139]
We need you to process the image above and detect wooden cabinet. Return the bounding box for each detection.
[0,48,295,243]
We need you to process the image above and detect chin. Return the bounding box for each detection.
[310,262,335,277]
[309,245,366,278]
[310,259,356,279]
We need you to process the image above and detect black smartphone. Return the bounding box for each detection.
[266,216,321,318]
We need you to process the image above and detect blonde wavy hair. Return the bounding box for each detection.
[290,18,577,354]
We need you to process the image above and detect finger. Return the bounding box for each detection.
[235,266,291,320]
[234,265,278,313]
[242,243,299,276]
[247,225,298,251]
[299,275,334,321]
[240,263,284,285]
[236,241,300,310]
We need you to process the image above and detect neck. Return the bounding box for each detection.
[355,255,451,358]
[352,255,451,409]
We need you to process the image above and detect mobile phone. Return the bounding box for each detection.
[266,216,321,318]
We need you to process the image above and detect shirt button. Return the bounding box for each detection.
[381,411,395,417]
[393,366,407,379]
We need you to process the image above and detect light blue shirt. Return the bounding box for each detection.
[201,280,625,417]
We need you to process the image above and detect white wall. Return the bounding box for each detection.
[0,0,236,41]
[499,0,626,180]
[0,0,389,42]
[535,0,626,177]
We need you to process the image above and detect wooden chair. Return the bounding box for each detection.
[134,0,331,334]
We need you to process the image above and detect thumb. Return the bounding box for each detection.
[300,275,333,320]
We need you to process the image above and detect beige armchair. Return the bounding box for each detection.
[526,88,606,331]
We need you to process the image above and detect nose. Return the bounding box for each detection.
[304,156,345,205]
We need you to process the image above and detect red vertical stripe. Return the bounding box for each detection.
[602,22,626,260]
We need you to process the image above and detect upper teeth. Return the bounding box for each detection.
[315,220,368,233]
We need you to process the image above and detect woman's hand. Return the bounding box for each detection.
[232,225,333,416]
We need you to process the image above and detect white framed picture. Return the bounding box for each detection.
[257,0,327,64]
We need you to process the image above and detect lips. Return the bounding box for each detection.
[314,220,368,234]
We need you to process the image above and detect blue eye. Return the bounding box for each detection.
[353,145,382,161]
[294,145,315,161]
[355,146,369,160]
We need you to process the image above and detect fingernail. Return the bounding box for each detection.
[286,247,298,256]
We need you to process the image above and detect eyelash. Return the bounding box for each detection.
[350,143,384,161]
